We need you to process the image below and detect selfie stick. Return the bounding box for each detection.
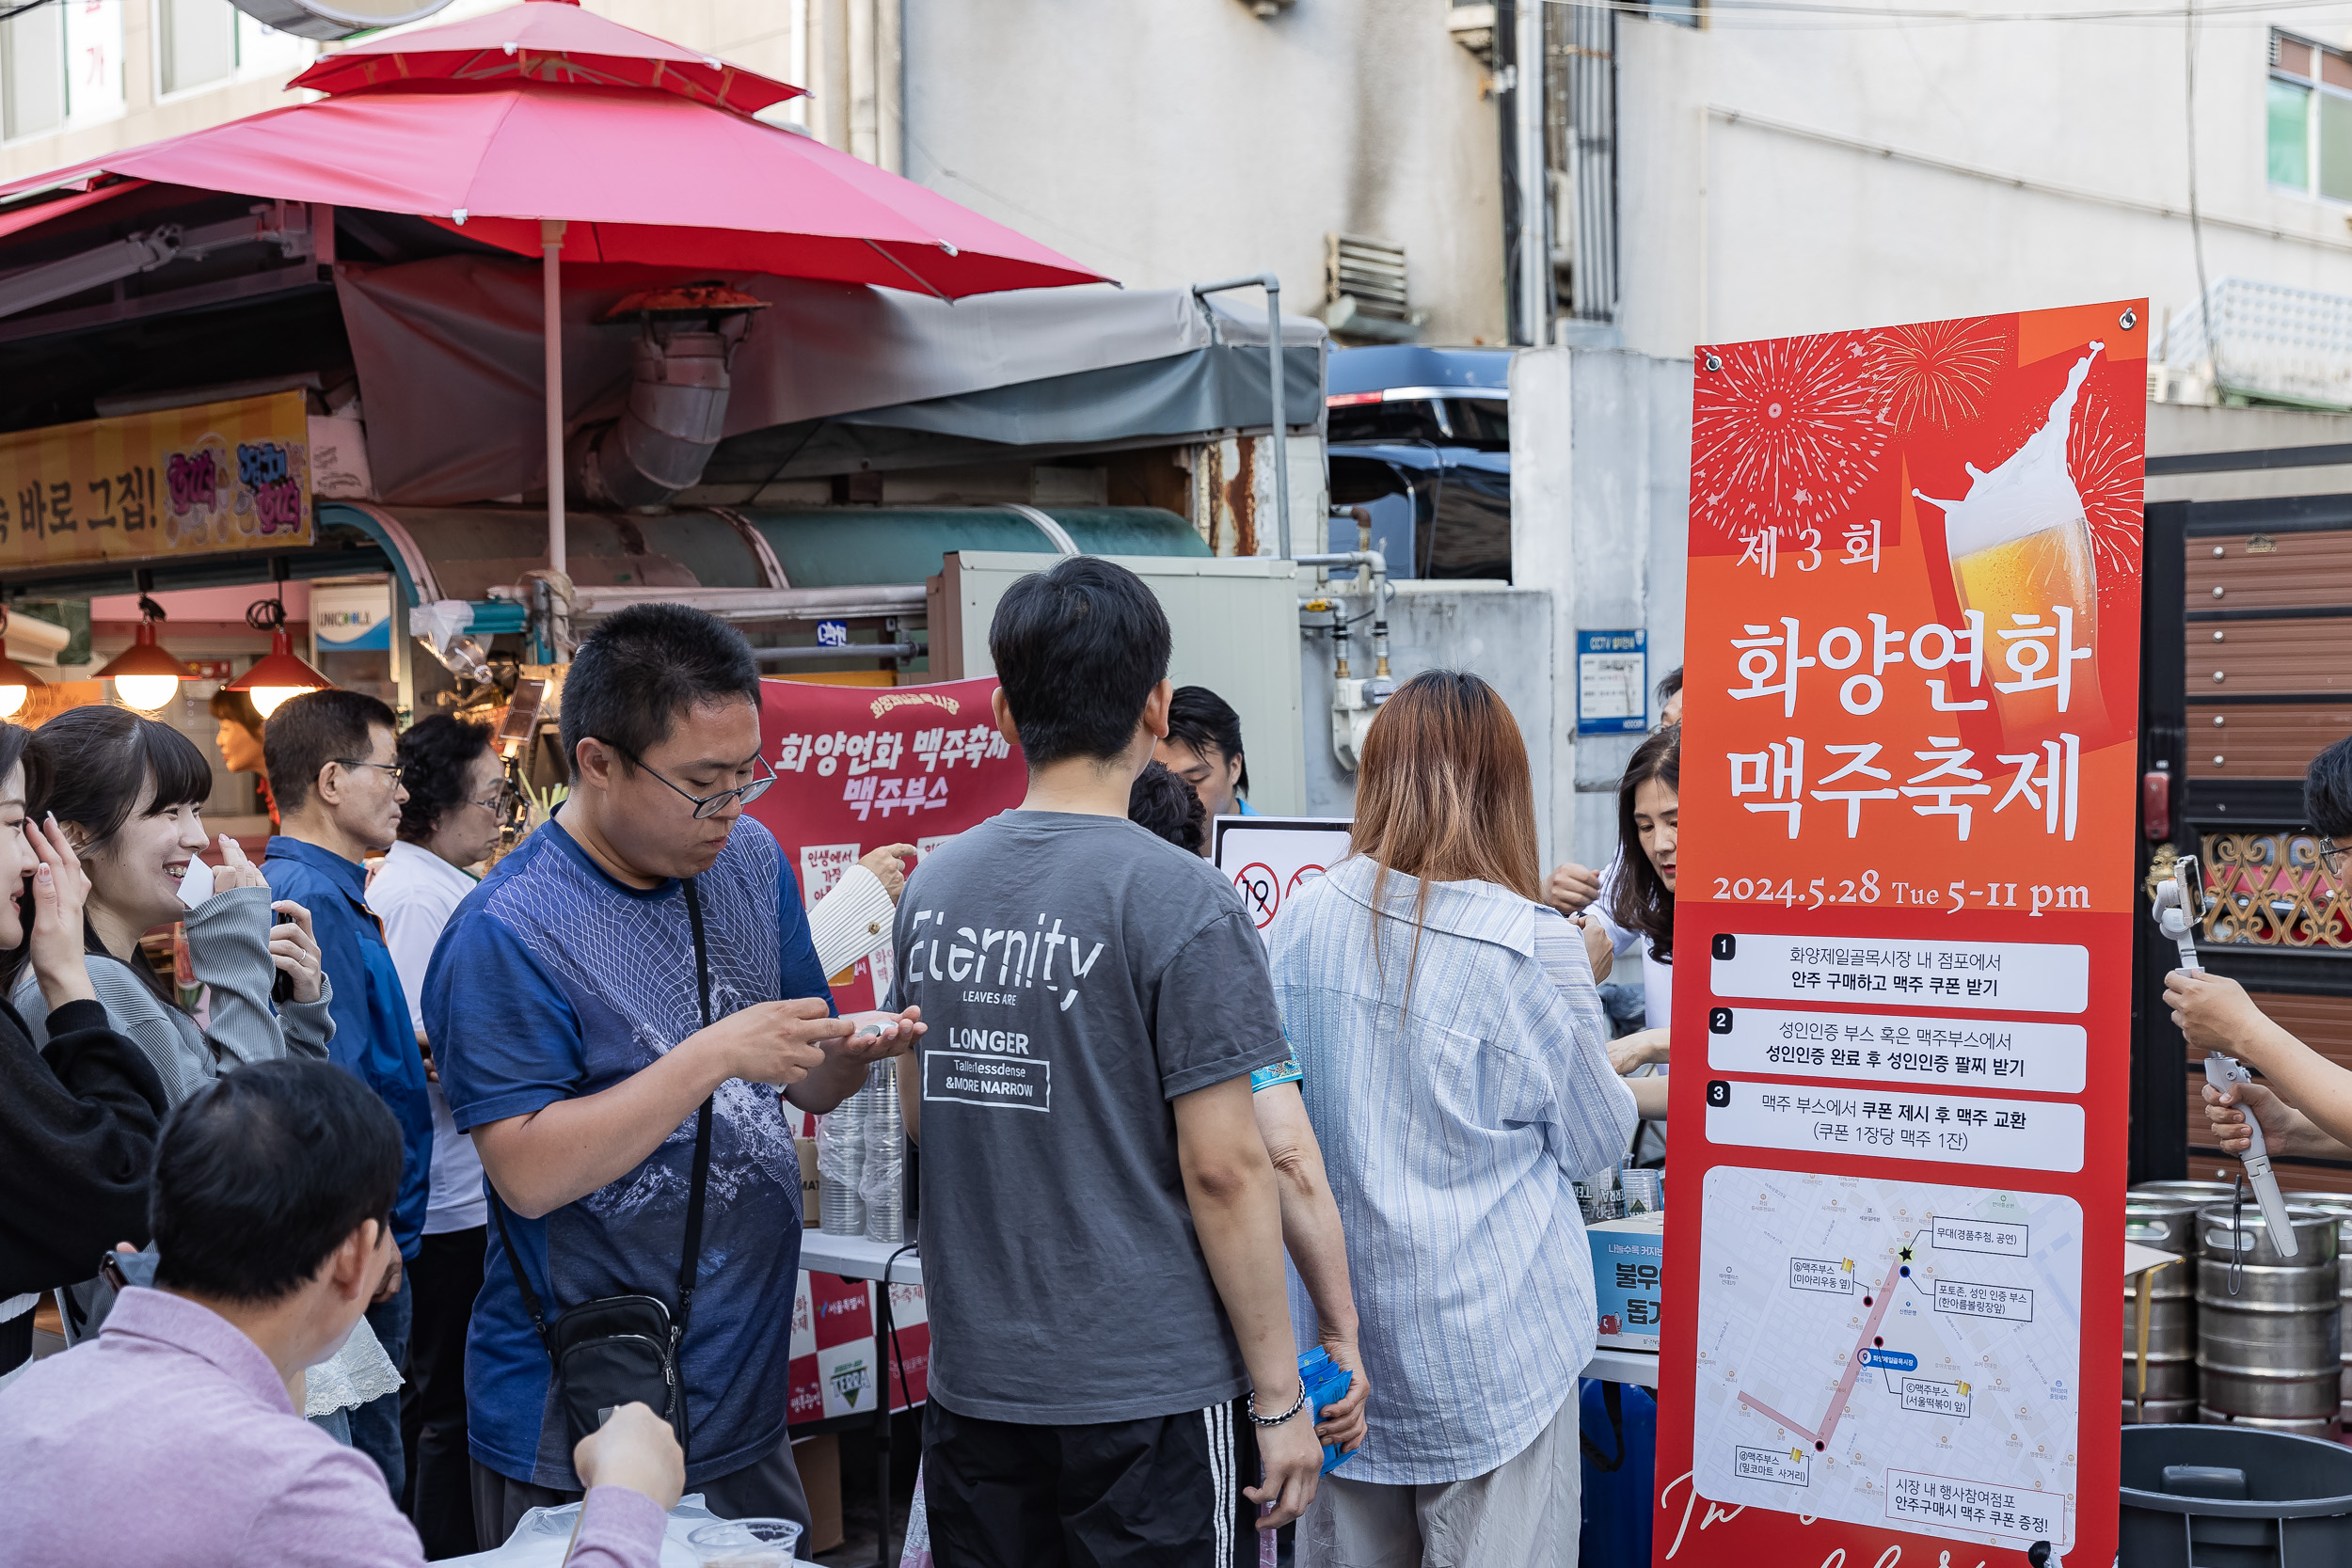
[2157,859,2297,1258]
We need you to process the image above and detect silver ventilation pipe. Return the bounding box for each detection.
[567,285,766,511]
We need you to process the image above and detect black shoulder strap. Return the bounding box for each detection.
[675,878,717,1345]
[491,1193,553,1362]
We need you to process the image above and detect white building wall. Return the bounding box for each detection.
[1612,8,2352,357]
[900,0,1508,345]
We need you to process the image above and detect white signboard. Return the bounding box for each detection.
[1210,815,1352,946]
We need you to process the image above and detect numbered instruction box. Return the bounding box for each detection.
[1702,1080,2085,1173]
[1708,933,2089,1015]
[1706,1006,2086,1094]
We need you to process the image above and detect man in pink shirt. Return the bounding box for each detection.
[0,1058,681,1567]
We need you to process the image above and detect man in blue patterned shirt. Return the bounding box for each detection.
[430,604,920,1544]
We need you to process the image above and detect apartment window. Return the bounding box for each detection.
[158,0,306,97]
[2,3,65,139]
[2270,30,2352,203]
[0,0,119,140]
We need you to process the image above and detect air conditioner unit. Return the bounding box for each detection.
[1322,234,1428,344]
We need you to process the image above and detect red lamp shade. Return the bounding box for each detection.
[96,619,196,712]
[223,627,333,719]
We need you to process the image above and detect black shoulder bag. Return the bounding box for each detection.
[490,877,717,1457]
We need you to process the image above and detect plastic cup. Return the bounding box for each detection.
[688,1517,804,1566]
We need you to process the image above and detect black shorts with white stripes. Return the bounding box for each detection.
[922,1394,1264,1567]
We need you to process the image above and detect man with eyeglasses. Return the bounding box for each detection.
[424,602,921,1546]
[363,714,513,1557]
[2176,735,2352,1168]
[262,687,436,1501]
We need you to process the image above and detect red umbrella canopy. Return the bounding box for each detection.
[290,0,804,118]
[0,7,1106,299]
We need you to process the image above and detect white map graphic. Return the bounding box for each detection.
[1694,1167,2082,1551]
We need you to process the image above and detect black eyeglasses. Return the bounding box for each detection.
[600,741,776,820]
[2324,838,2347,879]
[333,758,404,783]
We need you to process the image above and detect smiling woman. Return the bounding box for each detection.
[9,706,333,1114]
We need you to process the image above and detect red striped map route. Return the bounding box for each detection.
[1737,1232,1916,1450]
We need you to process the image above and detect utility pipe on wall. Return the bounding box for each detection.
[1515,0,1549,345]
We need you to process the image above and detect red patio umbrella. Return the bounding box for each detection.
[0,0,1110,575]
[289,0,805,117]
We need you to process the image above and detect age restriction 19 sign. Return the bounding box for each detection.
[1658,301,2145,1568]
[1210,816,1353,948]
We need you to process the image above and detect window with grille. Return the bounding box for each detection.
[2269,30,2352,202]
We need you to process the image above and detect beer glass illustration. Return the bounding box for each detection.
[1912,343,2108,741]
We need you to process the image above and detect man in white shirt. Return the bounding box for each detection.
[367,715,506,1558]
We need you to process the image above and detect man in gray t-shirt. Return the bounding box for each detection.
[891,558,1325,1565]
[894,812,1286,1415]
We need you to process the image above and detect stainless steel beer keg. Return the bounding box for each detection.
[2289,1191,2352,1428]
[2196,1203,2342,1436]
[2123,1194,2201,1423]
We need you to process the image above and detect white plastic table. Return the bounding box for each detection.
[798,1230,1663,1386]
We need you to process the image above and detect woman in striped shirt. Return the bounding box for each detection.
[1270,671,1637,1568]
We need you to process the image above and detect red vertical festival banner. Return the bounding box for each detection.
[750,674,1024,1426]
[1658,302,2146,1567]
[746,675,1027,1011]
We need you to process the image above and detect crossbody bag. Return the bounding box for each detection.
[490,876,718,1457]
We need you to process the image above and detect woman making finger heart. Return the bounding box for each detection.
[10,705,333,1104]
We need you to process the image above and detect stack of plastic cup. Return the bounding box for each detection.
[1573,1177,1622,1224]
[859,1058,905,1244]
[817,1101,866,1236]
[1619,1166,1663,1215]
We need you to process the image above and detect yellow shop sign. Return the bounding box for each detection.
[0,390,313,569]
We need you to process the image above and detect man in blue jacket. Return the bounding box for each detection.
[262,688,434,1497]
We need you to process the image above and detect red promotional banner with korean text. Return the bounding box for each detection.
[1656,302,2146,1568]
[746,676,1026,1012]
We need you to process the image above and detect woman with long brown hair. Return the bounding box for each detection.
[1269,670,1635,1568]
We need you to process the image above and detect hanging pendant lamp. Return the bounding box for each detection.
[96,572,195,714]
[223,560,333,719]
[0,605,48,721]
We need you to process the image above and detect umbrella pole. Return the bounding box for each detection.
[542,218,567,580]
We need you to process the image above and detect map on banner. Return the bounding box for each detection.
[1692,1166,2082,1551]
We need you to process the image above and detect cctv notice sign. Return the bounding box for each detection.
[1657,303,2145,1568]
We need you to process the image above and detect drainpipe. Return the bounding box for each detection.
[1192,275,1291,561]
[1515,0,1549,346]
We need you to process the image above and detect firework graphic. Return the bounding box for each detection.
[1871,317,2004,434]
[1693,333,1887,537]
[2068,385,2142,576]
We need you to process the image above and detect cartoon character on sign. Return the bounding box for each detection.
[1234,863,1279,929]
[163,436,234,547]
[235,439,305,536]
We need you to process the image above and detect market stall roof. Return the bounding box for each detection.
[286,0,805,117]
[335,261,1325,502]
